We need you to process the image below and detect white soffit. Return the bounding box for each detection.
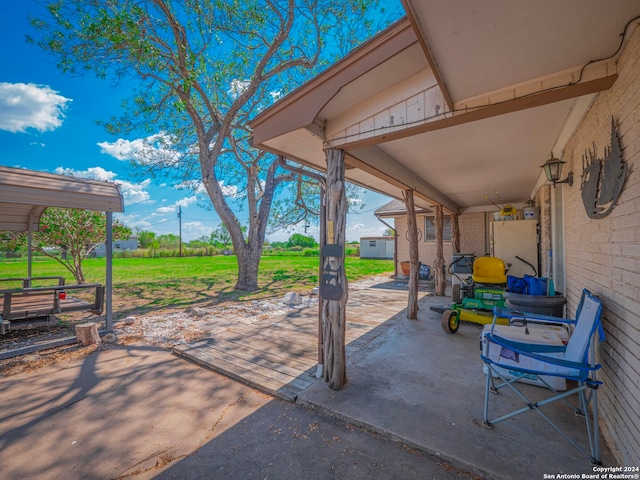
[318,43,428,122]
[262,130,434,211]
[407,0,640,102]
[373,98,579,209]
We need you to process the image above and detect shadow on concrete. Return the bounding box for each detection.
[297,292,616,479]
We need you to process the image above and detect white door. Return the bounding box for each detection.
[491,220,539,278]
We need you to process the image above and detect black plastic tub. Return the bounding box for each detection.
[504,291,566,317]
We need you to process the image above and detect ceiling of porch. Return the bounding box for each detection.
[250,1,640,214]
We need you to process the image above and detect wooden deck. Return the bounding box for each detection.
[174,285,419,401]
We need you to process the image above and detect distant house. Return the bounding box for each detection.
[92,236,138,257]
[359,236,394,260]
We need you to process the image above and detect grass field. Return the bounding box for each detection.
[0,255,393,317]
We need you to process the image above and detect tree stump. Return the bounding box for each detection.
[76,323,101,346]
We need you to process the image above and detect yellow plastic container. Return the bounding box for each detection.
[500,205,516,219]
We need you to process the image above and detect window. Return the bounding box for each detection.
[424,216,452,242]
[369,240,377,247]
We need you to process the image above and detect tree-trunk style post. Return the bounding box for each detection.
[434,205,446,296]
[451,213,460,254]
[403,189,419,319]
[321,148,348,390]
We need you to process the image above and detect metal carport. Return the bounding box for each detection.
[0,166,125,329]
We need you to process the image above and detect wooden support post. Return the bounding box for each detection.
[451,213,460,254]
[403,189,419,319]
[76,323,101,346]
[322,148,348,390]
[434,205,446,296]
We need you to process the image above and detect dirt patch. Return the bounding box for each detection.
[0,342,102,377]
[0,275,392,378]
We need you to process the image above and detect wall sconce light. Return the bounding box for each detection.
[541,152,573,187]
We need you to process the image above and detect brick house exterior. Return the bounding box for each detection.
[376,199,490,277]
[555,26,640,463]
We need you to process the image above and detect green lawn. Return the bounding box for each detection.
[0,255,393,316]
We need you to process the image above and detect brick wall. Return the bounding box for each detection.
[536,186,552,278]
[395,212,488,276]
[559,25,640,464]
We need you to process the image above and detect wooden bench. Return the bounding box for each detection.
[0,283,105,334]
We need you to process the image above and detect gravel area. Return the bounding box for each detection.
[1,275,394,354]
[109,274,391,348]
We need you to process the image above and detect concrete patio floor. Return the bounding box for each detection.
[168,277,617,479]
[0,278,617,479]
[297,284,617,479]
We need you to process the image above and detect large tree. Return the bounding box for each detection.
[30,0,397,291]
[2,208,131,284]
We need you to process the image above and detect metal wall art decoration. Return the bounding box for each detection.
[581,117,628,219]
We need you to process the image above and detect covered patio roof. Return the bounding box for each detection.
[0,166,124,231]
[250,1,640,214]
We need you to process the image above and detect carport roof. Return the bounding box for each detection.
[0,166,124,231]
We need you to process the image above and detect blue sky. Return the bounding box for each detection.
[0,1,395,243]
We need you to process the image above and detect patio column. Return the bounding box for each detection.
[321,148,348,390]
[434,205,446,296]
[451,213,460,254]
[402,189,419,319]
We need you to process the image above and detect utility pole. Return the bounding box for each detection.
[178,205,182,257]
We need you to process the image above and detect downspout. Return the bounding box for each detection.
[375,214,397,278]
[277,157,327,379]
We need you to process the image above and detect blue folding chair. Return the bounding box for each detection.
[481,291,605,464]
[491,288,593,345]
[494,288,592,331]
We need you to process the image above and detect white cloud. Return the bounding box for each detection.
[182,221,214,241]
[115,213,151,230]
[154,205,176,215]
[174,179,207,194]
[219,181,240,198]
[229,79,250,98]
[176,196,197,208]
[153,196,197,215]
[118,179,152,204]
[174,179,239,198]
[55,166,117,182]
[270,90,282,101]
[54,166,152,205]
[345,221,387,242]
[98,132,181,164]
[0,82,71,133]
